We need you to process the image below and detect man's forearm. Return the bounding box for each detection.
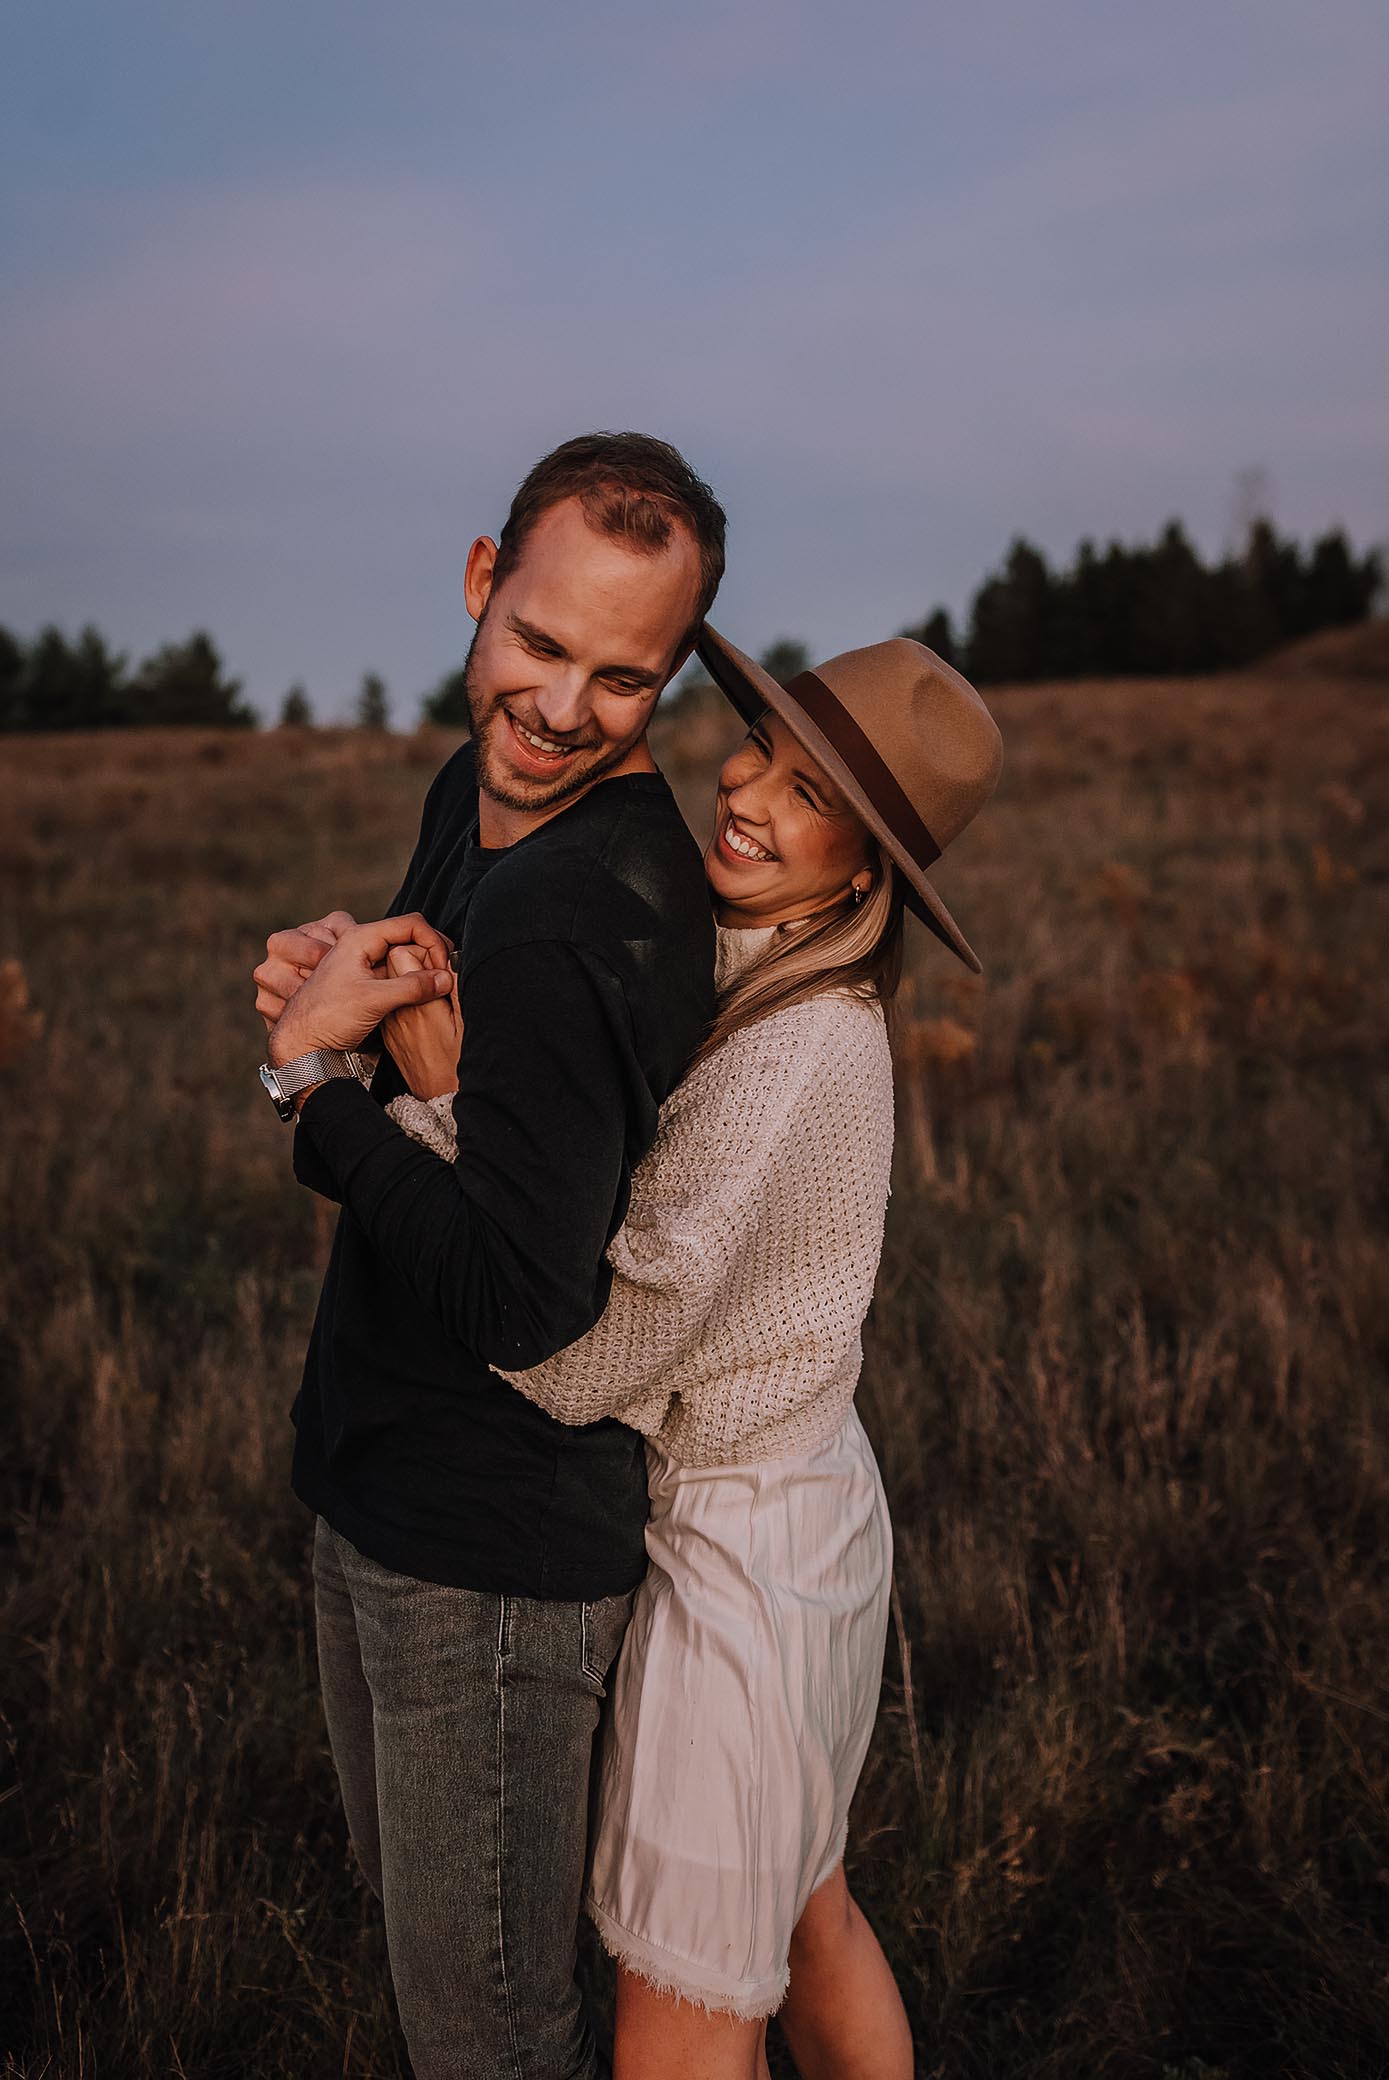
[287,1050,382,1198]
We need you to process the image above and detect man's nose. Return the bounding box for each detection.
[532,669,593,738]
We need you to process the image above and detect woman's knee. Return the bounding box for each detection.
[789,1861,856,1964]
[613,1965,767,2080]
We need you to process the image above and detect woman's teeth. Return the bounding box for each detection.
[724,819,775,862]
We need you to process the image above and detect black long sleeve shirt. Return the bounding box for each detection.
[289,740,715,1597]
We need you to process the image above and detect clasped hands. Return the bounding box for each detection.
[254,909,463,1102]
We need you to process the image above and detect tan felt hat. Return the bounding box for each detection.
[696,624,1004,972]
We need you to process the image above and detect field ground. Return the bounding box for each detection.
[3,625,1388,2077]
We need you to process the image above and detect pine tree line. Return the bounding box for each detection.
[3,518,1380,730]
[0,627,257,731]
[0,628,397,732]
[902,520,1381,684]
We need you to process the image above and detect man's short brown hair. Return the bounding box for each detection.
[490,432,726,653]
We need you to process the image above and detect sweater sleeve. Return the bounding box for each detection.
[662,1010,893,1462]
[385,1019,828,1426]
[294,937,650,1369]
[383,1089,459,1162]
[380,988,898,1466]
[493,1020,841,1427]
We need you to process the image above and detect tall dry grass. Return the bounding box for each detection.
[2,636,1388,2077]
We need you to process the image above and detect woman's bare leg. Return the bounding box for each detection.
[777,1863,913,2079]
[612,1964,771,2080]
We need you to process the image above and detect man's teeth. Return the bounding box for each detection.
[514,717,572,755]
[725,819,774,862]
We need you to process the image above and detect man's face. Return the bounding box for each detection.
[461,495,703,816]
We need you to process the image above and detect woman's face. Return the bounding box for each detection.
[703,708,874,928]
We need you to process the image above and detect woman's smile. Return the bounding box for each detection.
[703,714,874,927]
[716,810,778,866]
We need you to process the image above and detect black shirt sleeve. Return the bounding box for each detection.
[287,742,474,1205]
[293,938,642,1369]
[291,1118,343,1203]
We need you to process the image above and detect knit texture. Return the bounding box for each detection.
[384,925,895,1465]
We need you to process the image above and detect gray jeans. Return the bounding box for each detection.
[311,1517,635,2080]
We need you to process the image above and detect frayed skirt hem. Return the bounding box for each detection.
[585,1896,791,2022]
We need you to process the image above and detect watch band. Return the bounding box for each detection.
[277,1047,371,1096]
[260,1048,371,1122]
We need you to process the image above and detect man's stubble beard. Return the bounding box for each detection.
[463,611,650,814]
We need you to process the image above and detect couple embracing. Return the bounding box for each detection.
[253,432,1002,2079]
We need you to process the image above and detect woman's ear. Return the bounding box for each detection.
[463,536,498,622]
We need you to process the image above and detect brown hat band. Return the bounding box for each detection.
[783,668,942,869]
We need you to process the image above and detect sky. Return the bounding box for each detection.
[3,0,1386,722]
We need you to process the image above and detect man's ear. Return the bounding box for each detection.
[463,536,498,622]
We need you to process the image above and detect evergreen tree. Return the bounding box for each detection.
[1049,540,1106,678]
[129,633,255,727]
[279,684,313,727]
[420,666,471,728]
[1303,529,1382,629]
[966,538,1055,683]
[1136,521,1210,675]
[1243,518,1308,647]
[1095,541,1144,675]
[1204,552,1266,670]
[0,625,27,730]
[22,624,130,729]
[898,608,958,666]
[356,671,390,729]
[907,516,1382,685]
[758,639,810,686]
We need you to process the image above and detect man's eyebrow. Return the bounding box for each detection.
[506,612,564,652]
[506,612,662,689]
[598,660,663,689]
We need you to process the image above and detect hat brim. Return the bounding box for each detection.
[695,623,984,973]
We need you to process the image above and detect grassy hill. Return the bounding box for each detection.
[2,640,1387,2077]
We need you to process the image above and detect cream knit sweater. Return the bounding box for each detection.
[384,925,895,1465]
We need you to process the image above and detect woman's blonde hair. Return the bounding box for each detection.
[690,844,906,1072]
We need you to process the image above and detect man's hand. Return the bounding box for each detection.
[267,915,456,1069]
[381,943,463,1099]
[254,910,359,1035]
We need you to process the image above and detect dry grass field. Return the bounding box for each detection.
[3,627,1388,2078]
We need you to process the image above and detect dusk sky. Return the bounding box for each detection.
[4,1,1386,721]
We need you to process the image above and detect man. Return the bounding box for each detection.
[252,432,725,2078]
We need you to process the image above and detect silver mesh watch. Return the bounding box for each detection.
[259,1048,373,1123]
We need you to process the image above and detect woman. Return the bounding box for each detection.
[381,627,1002,2080]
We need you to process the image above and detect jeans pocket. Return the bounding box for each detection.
[580,1589,636,1694]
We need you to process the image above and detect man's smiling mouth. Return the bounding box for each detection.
[504,708,582,763]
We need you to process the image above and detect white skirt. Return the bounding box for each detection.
[584,1402,893,2019]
